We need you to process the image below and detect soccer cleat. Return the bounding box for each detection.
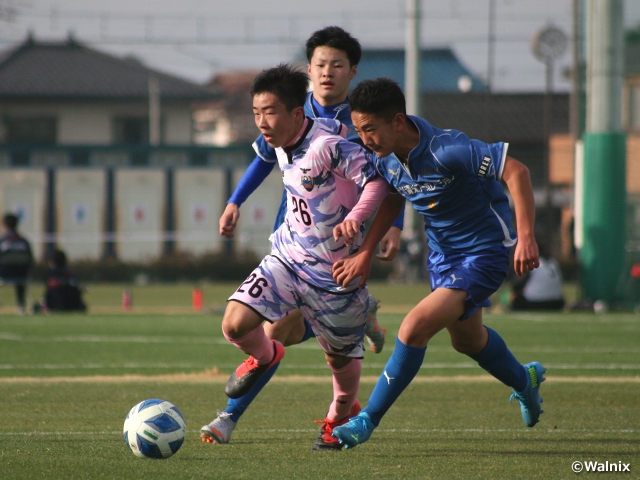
[331,411,376,449]
[312,400,361,451]
[225,340,285,399]
[364,296,386,354]
[509,362,546,427]
[200,411,236,444]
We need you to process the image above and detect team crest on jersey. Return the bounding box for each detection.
[300,167,314,191]
[478,156,493,178]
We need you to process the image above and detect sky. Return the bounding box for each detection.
[1,0,639,92]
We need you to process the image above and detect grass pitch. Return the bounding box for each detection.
[0,281,639,479]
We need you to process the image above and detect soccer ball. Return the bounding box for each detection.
[123,399,186,459]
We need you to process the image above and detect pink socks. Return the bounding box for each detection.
[327,359,361,421]
[224,325,274,365]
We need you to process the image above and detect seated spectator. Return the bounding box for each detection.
[0,213,33,314]
[35,250,86,313]
[510,243,565,311]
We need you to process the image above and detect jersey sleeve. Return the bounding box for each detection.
[252,134,278,163]
[434,130,508,182]
[314,118,348,139]
[469,140,509,181]
[330,138,377,187]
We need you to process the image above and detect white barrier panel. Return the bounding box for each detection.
[56,169,105,260]
[234,167,283,257]
[175,169,225,255]
[0,170,46,260]
[115,169,164,261]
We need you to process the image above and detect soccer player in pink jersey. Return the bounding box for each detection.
[203,64,389,450]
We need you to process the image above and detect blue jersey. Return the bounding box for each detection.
[372,115,516,255]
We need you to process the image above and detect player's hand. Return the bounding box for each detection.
[513,233,539,276]
[333,220,360,246]
[219,203,240,238]
[332,251,371,288]
[377,226,401,261]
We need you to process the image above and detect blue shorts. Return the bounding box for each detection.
[427,248,510,320]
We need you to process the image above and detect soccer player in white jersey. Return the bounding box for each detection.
[204,65,389,450]
[330,78,546,449]
[203,26,396,447]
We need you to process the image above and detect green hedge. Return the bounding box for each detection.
[30,251,393,284]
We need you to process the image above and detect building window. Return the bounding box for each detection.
[3,117,57,144]
[113,117,150,145]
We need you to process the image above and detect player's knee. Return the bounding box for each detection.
[325,353,352,370]
[222,302,257,339]
[450,336,483,355]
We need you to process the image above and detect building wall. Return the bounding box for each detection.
[233,167,283,257]
[174,169,225,255]
[1,100,194,145]
[55,169,105,260]
[114,169,165,261]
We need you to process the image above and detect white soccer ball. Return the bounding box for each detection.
[123,399,186,459]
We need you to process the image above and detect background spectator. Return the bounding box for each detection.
[35,249,87,313]
[510,243,565,310]
[0,213,33,314]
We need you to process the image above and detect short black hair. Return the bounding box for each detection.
[250,63,309,112]
[349,78,407,122]
[305,26,362,66]
[51,249,67,268]
[3,213,18,230]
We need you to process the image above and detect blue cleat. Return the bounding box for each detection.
[331,412,376,449]
[510,362,546,427]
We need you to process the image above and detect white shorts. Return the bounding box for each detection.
[228,255,367,358]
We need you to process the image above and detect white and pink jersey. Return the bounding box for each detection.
[270,118,377,293]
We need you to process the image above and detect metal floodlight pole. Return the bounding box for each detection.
[582,0,626,303]
[404,0,421,238]
[405,0,420,117]
[531,24,568,251]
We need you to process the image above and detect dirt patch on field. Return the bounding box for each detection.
[0,373,638,384]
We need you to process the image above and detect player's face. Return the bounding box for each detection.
[308,46,357,106]
[351,111,401,158]
[253,92,304,148]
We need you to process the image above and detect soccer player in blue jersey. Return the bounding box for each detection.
[202,28,399,446]
[330,78,547,449]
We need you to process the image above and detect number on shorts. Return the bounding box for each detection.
[237,273,269,298]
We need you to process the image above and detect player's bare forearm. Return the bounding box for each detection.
[219,203,240,238]
[332,249,372,288]
[502,156,539,275]
[361,193,405,255]
[332,193,404,287]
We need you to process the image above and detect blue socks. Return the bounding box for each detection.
[363,337,426,427]
[469,327,527,392]
[223,320,316,422]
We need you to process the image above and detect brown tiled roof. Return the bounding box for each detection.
[0,35,221,101]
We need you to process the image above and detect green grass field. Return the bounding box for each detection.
[1,282,639,479]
